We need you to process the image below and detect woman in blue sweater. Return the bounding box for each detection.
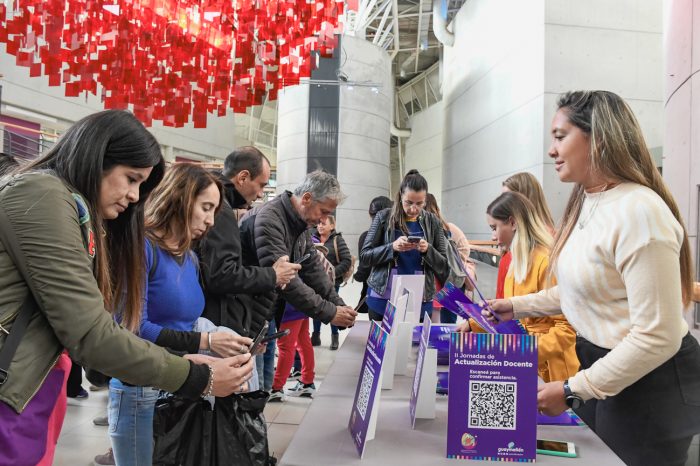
[108,163,254,466]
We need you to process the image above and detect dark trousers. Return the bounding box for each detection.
[574,334,700,466]
[66,359,83,397]
[368,309,384,322]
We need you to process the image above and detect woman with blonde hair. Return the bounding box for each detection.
[487,91,700,465]
[497,173,555,300]
[502,172,555,231]
[459,192,578,382]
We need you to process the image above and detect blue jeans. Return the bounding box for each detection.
[108,379,159,466]
[256,320,277,391]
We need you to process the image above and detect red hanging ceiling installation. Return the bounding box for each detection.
[0,0,344,127]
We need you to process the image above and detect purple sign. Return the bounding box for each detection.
[349,321,390,458]
[409,317,431,427]
[381,301,398,335]
[447,333,538,462]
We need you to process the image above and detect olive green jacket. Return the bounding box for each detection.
[0,172,190,413]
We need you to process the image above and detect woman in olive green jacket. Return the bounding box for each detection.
[0,110,253,466]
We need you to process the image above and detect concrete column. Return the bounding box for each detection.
[440,0,663,240]
[663,0,700,326]
[276,35,392,255]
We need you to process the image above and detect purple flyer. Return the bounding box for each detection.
[447,332,538,462]
[349,321,390,458]
[437,283,527,335]
[381,300,398,335]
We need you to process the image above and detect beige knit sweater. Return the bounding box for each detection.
[509,183,688,401]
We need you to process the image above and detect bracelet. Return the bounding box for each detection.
[207,332,213,351]
[202,364,214,398]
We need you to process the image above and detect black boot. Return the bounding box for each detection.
[311,332,321,346]
[330,333,339,351]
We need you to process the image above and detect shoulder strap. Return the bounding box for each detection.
[0,204,39,386]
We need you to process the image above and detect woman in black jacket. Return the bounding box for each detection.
[312,215,351,350]
[354,196,394,314]
[360,170,449,321]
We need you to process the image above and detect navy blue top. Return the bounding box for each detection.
[367,220,432,316]
[138,239,205,342]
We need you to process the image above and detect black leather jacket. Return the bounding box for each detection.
[360,208,449,301]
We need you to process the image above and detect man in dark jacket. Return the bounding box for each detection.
[197,147,300,338]
[240,170,358,336]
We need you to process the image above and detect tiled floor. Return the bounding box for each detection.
[53,281,364,466]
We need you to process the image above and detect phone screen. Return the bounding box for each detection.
[536,440,570,453]
[407,236,421,243]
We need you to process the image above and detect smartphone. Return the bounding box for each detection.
[248,322,269,355]
[407,236,422,243]
[294,253,313,265]
[259,329,290,345]
[536,439,577,458]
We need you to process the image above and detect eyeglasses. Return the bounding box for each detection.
[401,199,425,209]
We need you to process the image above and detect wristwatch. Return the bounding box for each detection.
[563,379,584,410]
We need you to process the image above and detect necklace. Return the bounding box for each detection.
[577,184,608,229]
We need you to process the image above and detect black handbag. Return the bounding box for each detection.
[153,390,275,466]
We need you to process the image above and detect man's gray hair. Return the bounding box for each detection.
[293,170,346,203]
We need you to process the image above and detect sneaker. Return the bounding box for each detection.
[68,388,89,399]
[286,382,316,398]
[89,384,108,392]
[288,370,302,382]
[93,415,108,426]
[311,332,321,347]
[268,389,286,402]
[330,334,339,351]
[93,448,115,465]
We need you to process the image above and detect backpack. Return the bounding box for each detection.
[332,235,355,286]
[445,235,467,289]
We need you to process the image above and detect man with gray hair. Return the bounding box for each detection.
[239,170,358,338]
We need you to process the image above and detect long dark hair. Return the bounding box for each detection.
[21,110,165,326]
[389,169,428,234]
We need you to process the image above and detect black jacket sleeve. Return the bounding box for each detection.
[198,207,277,295]
[155,329,201,354]
[172,361,209,400]
[360,209,395,267]
[332,234,352,281]
[353,231,371,282]
[422,214,450,285]
[254,210,342,323]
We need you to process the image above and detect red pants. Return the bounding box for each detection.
[273,318,315,390]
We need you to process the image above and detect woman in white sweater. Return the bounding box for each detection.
[488,91,700,466]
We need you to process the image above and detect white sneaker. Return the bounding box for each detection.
[286,382,316,398]
[268,389,286,402]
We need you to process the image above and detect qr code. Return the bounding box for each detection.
[356,365,375,421]
[467,381,517,430]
